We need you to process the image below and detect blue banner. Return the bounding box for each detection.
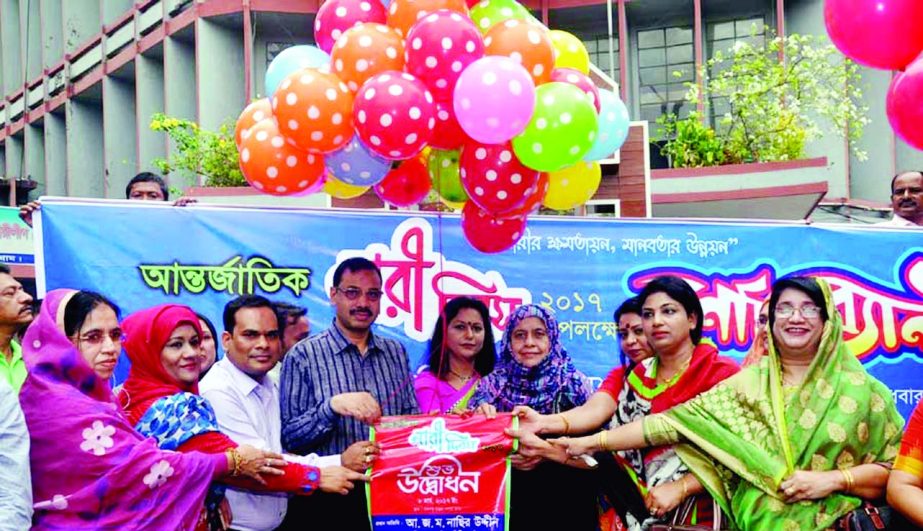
[37,199,923,419]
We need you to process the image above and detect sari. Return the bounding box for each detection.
[19,290,223,530]
[414,370,480,414]
[894,401,923,478]
[643,278,904,530]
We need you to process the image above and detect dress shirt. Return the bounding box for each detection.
[0,378,31,530]
[281,321,419,455]
[877,214,921,227]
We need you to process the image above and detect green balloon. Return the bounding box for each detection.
[512,82,599,172]
[428,149,468,203]
[470,0,532,34]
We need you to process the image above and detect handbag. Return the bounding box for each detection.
[834,501,914,531]
[650,496,723,531]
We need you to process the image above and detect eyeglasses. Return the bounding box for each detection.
[335,287,383,301]
[77,330,126,346]
[774,303,821,319]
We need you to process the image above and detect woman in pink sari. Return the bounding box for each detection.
[414,297,496,413]
[19,289,281,530]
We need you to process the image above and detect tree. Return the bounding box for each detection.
[149,113,246,187]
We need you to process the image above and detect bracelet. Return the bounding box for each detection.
[597,430,609,451]
[680,476,689,499]
[227,448,242,477]
[559,414,570,435]
[840,468,854,493]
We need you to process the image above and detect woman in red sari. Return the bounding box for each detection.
[888,400,923,527]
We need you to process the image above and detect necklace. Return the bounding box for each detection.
[449,369,475,382]
[656,355,692,385]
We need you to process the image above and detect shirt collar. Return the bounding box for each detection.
[892,214,920,227]
[328,319,381,355]
[218,356,275,398]
[9,339,22,363]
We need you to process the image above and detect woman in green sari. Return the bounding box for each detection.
[549,276,904,530]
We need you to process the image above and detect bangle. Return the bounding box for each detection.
[597,430,609,451]
[227,449,242,477]
[840,468,854,493]
[559,414,570,435]
[680,476,689,499]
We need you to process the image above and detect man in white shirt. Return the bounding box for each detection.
[201,295,376,531]
[879,171,923,227]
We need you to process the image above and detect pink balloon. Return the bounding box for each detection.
[461,200,527,254]
[460,140,539,215]
[406,10,484,102]
[353,71,437,160]
[824,0,923,70]
[453,56,535,145]
[551,67,601,113]
[315,0,388,54]
[430,100,470,149]
[887,53,923,150]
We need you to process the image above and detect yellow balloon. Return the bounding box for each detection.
[549,30,590,74]
[440,197,466,211]
[542,162,601,211]
[324,176,370,199]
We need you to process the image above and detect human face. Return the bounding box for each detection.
[160,324,202,386]
[509,316,550,368]
[445,308,486,364]
[330,269,382,334]
[617,312,653,364]
[222,307,281,378]
[891,172,923,222]
[771,288,824,358]
[72,304,122,380]
[757,300,770,349]
[0,274,33,327]
[128,181,165,201]
[282,315,310,353]
[642,292,696,355]
[198,318,217,374]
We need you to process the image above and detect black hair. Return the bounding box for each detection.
[273,302,307,337]
[63,291,121,337]
[195,312,218,341]
[613,296,644,371]
[0,264,10,275]
[426,297,496,379]
[332,257,382,287]
[891,171,923,194]
[767,276,828,330]
[222,295,277,333]
[126,172,168,200]
[637,275,704,344]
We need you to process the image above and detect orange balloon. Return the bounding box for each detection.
[331,23,405,92]
[485,19,554,85]
[235,98,273,147]
[386,0,468,38]
[272,68,354,154]
[239,118,325,196]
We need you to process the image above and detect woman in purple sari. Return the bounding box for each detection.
[414,297,496,414]
[19,289,281,530]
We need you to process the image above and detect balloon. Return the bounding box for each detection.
[460,141,538,214]
[354,72,437,160]
[264,45,331,98]
[512,82,599,172]
[496,171,548,219]
[824,0,923,71]
[235,98,273,147]
[239,119,326,196]
[551,68,600,112]
[542,161,601,211]
[272,68,354,154]
[374,158,432,206]
[430,100,470,149]
[324,135,393,186]
[428,149,468,203]
[887,54,923,150]
[405,10,485,101]
[549,30,589,73]
[454,56,535,145]
[584,89,630,162]
[331,23,405,92]
[314,0,387,54]
[324,175,371,199]
[469,0,531,34]
[484,19,554,85]
[441,197,467,210]
[387,0,468,38]
[461,200,526,253]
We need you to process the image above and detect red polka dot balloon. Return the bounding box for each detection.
[374,158,432,207]
[387,0,469,38]
[314,0,387,54]
[239,119,326,196]
[272,68,354,154]
[430,99,469,149]
[331,23,405,92]
[551,67,601,112]
[353,71,437,160]
[496,171,549,219]
[405,10,484,102]
[460,140,539,215]
[235,98,273,147]
[461,200,527,253]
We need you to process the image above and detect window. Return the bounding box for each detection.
[637,27,694,127]
[585,199,621,217]
[584,35,620,82]
[706,17,765,131]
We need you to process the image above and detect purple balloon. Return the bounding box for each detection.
[453,56,535,145]
[324,136,392,186]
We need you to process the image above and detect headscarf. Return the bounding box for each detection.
[471,304,590,414]
[19,289,218,530]
[119,304,203,426]
[643,278,904,530]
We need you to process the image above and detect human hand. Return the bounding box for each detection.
[473,402,497,419]
[510,453,543,471]
[172,197,198,207]
[18,201,41,228]
[330,392,382,424]
[645,479,687,519]
[341,440,381,471]
[233,445,286,485]
[319,466,370,495]
[548,435,597,457]
[780,470,842,503]
[511,405,545,435]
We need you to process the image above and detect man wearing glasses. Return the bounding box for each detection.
[279,257,418,530]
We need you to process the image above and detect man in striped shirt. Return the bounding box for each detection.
[279,257,418,530]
